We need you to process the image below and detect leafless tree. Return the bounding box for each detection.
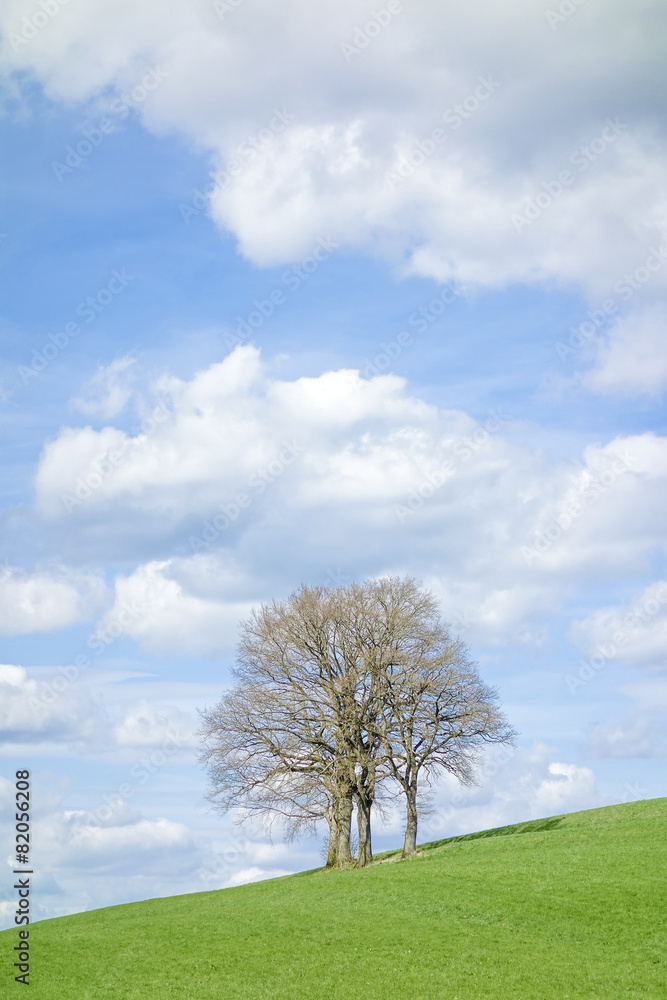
[361,577,516,856]
[199,586,366,866]
[198,671,354,867]
[198,577,515,869]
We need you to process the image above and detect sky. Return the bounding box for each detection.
[1,0,666,926]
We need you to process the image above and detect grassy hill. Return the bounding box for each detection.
[4,798,665,999]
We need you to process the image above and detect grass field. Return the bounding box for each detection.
[3,798,665,998]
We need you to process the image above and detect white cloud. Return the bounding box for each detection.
[0,785,304,927]
[531,762,598,817]
[381,743,603,842]
[242,841,291,866]
[71,356,136,419]
[27,348,667,652]
[518,435,667,577]
[572,579,667,671]
[71,816,192,864]
[580,305,667,398]
[225,866,293,887]
[0,663,105,744]
[584,712,666,758]
[95,558,254,657]
[1,0,666,301]
[4,2,667,396]
[0,664,202,754]
[209,119,667,302]
[0,774,12,808]
[112,699,194,748]
[35,348,439,522]
[38,808,197,875]
[0,566,106,635]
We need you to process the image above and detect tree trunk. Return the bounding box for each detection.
[355,793,373,867]
[354,763,375,867]
[326,788,353,867]
[402,781,418,857]
[325,818,338,867]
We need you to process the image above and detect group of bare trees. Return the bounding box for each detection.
[198,576,515,868]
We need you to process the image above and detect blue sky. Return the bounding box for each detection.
[1,0,666,925]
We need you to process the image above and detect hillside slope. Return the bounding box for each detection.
[3,798,665,999]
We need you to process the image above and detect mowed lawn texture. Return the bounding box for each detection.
[5,798,665,999]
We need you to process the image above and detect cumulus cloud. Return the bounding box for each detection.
[112,699,194,748]
[0,663,105,745]
[94,557,254,657]
[530,762,598,817]
[571,578,667,671]
[26,347,667,651]
[38,806,198,875]
[4,2,667,392]
[0,774,13,808]
[580,305,667,398]
[584,712,666,758]
[242,841,291,866]
[71,356,137,419]
[518,435,667,577]
[35,347,440,523]
[0,663,201,754]
[0,565,106,635]
[209,118,667,301]
[225,866,293,887]
[0,788,302,927]
[1,0,666,303]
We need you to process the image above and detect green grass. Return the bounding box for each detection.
[4,798,666,998]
